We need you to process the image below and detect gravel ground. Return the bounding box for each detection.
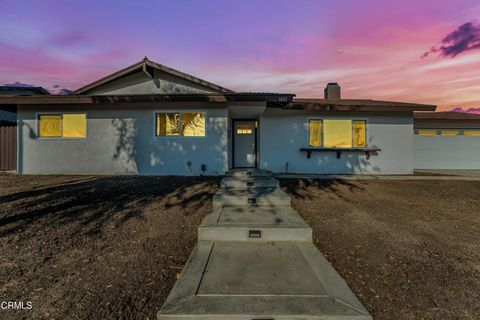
[0,174,220,320]
[1,174,479,319]
[280,178,480,320]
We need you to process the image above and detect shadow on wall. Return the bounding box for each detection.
[265,121,382,174]
[0,176,220,237]
[112,119,138,174]
[149,115,228,175]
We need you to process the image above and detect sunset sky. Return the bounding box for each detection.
[1,0,479,111]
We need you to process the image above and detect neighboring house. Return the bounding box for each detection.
[414,112,480,169]
[0,58,437,175]
[0,84,50,122]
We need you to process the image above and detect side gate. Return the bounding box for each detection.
[0,121,17,171]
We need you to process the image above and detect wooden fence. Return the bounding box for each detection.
[0,121,17,171]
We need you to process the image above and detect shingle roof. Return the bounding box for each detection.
[0,86,50,96]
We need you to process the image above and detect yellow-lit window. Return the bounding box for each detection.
[156,112,206,137]
[39,115,62,137]
[182,112,205,136]
[463,130,480,136]
[324,120,352,148]
[38,113,87,138]
[353,120,366,147]
[236,126,253,135]
[308,120,322,147]
[441,130,460,136]
[156,113,180,136]
[417,129,437,136]
[63,114,87,138]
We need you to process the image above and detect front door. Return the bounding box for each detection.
[233,120,257,168]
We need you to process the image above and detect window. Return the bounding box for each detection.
[155,112,205,137]
[463,130,480,136]
[236,126,253,135]
[182,112,205,136]
[308,120,322,147]
[308,119,367,148]
[353,120,366,147]
[157,113,180,136]
[440,130,460,136]
[417,129,437,136]
[38,113,86,138]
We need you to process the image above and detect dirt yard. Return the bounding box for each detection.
[280,178,480,320]
[0,174,220,320]
[1,175,479,320]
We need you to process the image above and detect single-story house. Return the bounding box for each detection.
[0,57,440,175]
[414,111,480,169]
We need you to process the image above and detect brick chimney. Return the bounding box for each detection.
[324,83,341,100]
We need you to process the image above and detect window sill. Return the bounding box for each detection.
[299,147,381,159]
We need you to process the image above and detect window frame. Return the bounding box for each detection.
[36,111,88,140]
[307,117,368,148]
[153,110,207,139]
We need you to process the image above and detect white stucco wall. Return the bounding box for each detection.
[18,103,228,175]
[259,108,414,174]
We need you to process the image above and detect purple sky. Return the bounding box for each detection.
[1,0,479,110]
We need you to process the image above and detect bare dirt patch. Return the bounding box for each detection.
[280,178,480,320]
[0,174,220,320]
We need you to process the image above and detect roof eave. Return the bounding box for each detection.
[0,93,294,106]
[286,99,437,112]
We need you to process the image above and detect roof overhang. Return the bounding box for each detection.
[0,93,295,107]
[0,104,16,113]
[414,111,480,122]
[286,99,436,112]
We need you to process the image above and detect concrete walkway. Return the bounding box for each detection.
[158,169,372,320]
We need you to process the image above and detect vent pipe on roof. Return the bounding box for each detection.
[324,83,341,100]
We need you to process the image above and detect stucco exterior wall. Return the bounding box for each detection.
[86,70,218,95]
[414,136,480,169]
[17,103,228,175]
[259,108,414,174]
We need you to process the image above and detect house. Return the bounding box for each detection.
[414,111,480,169]
[0,58,437,175]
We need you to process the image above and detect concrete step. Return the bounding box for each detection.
[213,188,290,206]
[199,206,312,241]
[226,169,272,178]
[158,241,372,320]
[221,176,279,189]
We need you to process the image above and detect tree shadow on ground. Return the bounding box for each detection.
[279,178,364,201]
[0,176,220,237]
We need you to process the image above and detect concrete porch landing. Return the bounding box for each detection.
[158,169,372,320]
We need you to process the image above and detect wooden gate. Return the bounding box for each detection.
[0,121,17,171]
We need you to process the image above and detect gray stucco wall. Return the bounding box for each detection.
[414,136,480,169]
[18,103,228,175]
[86,70,218,95]
[259,109,414,174]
